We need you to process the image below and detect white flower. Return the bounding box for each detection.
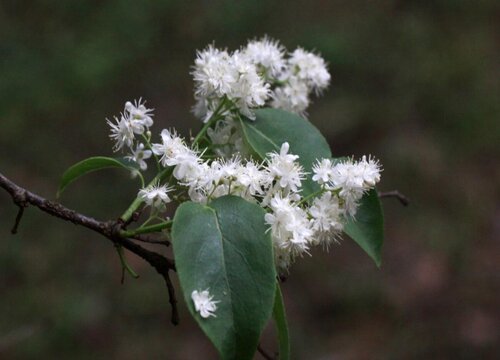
[191,289,219,318]
[236,160,271,196]
[183,161,212,190]
[138,183,173,210]
[288,48,330,93]
[359,155,382,187]
[125,98,154,134]
[330,156,381,192]
[191,45,270,121]
[107,114,135,152]
[340,188,364,218]
[152,129,186,166]
[266,142,305,193]
[126,143,152,171]
[265,194,313,266]
[244,36,286,77]
[227,52,270,119]
[312,158,334,185]
[193,45,235,98]
[216,156,242,182]
[328,156,382,217]
[152,129,202,180]
[271,76,310,115]
[309,192,343,246]
[171,151,203,182]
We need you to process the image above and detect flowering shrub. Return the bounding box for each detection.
[58,37,384,360]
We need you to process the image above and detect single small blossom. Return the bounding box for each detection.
[271,76,310,115]
[152,129,202,179]
[309,192,344,246]
[191,289,219,318]
[265,194,313,266]
[359,155,382,187]
[192,45,235,98]
[107,114,135,152]
[126,143,152,171]
[339,188,364,218]
[226,52,270,119]
[138,183,173,210]
[288,48,331,93]
[236,160,271,196]
[266,142,305,193]
[125,98,154,134]
[244,36,286,77]
[215,156,242,183]
[312,158,334,185]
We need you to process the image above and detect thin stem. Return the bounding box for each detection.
[140,215,155,228]
[136,171,145,188]
[192,98,227,146]
[131,235,170,246]
[378,190,410,206]
[121,220,173,238]
[297,188,325,206]
[11,204,26,234]
[120,167,172,223]
[115,244,139,281]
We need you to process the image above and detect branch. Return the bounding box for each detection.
[0,171,179,325]
[378,190,410,206]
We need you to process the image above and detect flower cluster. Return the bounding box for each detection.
[192,37,330,158]
[124,122,381,269]
[193,37,330,120]
[106,38,381,271]
[107,99,155,170]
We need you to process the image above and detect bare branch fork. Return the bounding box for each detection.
[0,171,179,325]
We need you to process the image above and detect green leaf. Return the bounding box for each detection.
[172,195,277,360]
[344,189,384,267]
[58,156,138,197]
[273,284,290,360]
[240,108,332,196]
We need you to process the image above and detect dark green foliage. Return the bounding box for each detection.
[172,196,276,360]
[345,189,385,267]
[240,108,332,196]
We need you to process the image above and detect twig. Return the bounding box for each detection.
[131,234,171,247]
[164,270,180,325]
[120,220,172,238]
[11,204,26,234]
[0,171,178,323]
[257,344,276,360]
[378,190,410,206]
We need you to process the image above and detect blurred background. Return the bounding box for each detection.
[0,1,498,359]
